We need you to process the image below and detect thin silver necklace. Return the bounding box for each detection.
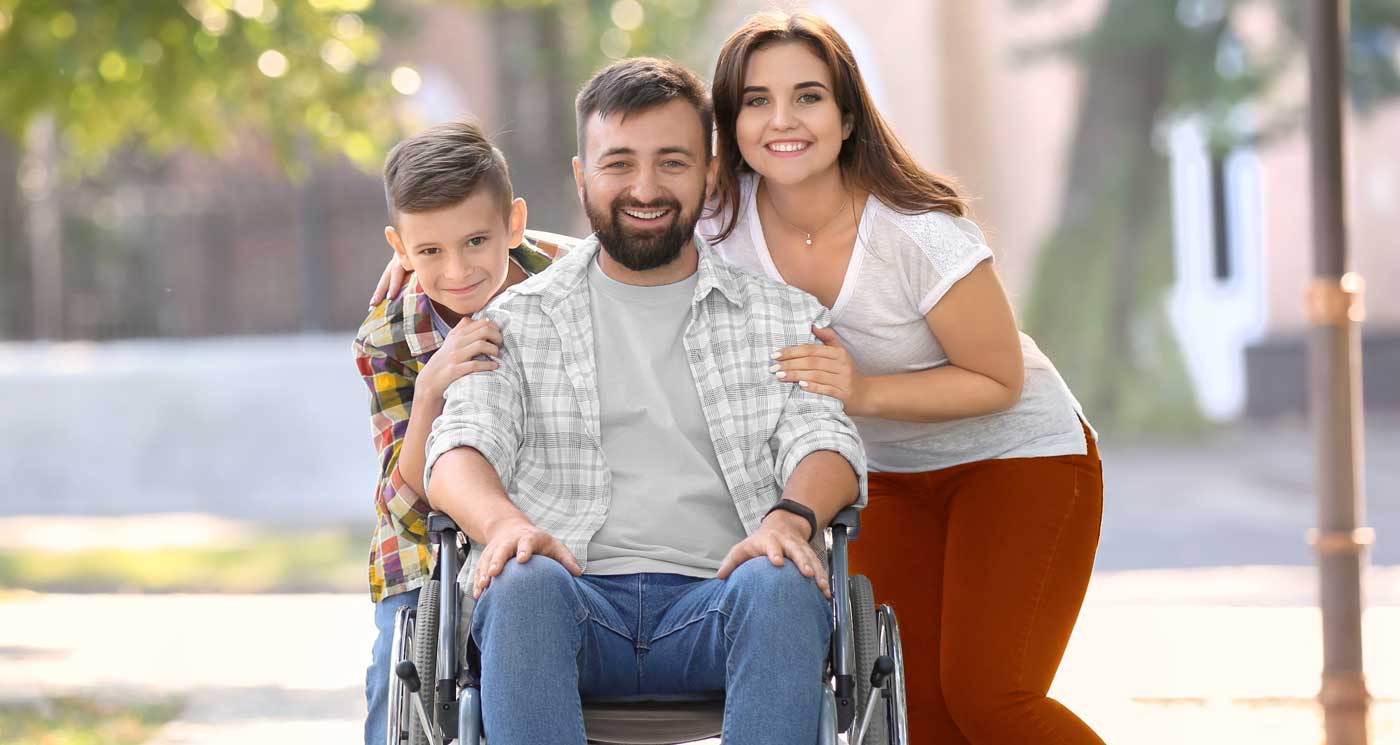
[764,184,852,246]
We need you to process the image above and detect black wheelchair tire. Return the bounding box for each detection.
[849,574,889,744]
[409,579,440,745]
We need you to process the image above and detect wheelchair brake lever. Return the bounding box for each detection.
[396,660,444,745]
[853,656,895,744]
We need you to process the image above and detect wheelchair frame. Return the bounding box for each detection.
[387,508,907,745]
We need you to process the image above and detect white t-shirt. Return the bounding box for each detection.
[699,174,1091,473]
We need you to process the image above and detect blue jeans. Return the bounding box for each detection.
[472,557,832,745]
[365,587,420,745]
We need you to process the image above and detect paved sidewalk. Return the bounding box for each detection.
[3,566,1398,744]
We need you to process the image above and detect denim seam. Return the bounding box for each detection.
[648,605,733,647]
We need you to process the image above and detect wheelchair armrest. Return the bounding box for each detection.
[828,507,860,540]
[427,511,460,536]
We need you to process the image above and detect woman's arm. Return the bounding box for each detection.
[772,260,1024,422]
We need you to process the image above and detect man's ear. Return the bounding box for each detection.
[705,156,720,200]
[572,155,586,207]
[385,225,413,271]
[507,197,528,247]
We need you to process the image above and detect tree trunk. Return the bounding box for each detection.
[0,134,32,340]
[1023,0,1203,432]
[489,7,584,235]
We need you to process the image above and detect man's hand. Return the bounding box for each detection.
[717,511,830,598]
[471,518,582,599]
[415,319,503,401]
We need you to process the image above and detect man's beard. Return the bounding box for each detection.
[583,190,701,272]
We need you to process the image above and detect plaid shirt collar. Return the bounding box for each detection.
[517,233,744,315]
[401,276,443,359]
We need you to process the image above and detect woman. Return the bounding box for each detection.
[370,11,1104,742]
[700,10,1105,744]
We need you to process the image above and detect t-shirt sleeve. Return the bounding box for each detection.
[896,212,996,316]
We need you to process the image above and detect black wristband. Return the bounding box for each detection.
[764,499,818,542]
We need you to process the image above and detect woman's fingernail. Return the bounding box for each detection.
[798,380,809,388]
[776,371,787,379]
[771,351,781,360]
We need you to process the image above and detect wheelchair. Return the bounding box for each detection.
[387,508,907,744]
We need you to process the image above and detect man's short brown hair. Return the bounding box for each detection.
[382,120,513,224]
[575,57,713,160]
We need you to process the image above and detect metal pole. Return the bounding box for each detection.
[1304,2,1371,744]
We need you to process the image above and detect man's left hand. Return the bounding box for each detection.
[717,511,830,598]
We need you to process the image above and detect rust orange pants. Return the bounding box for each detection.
[849,429,1105,744]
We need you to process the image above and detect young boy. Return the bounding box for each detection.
[353,120,564,745]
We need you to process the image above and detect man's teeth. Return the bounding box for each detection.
[768,142,808,152]
[624,208,667,219]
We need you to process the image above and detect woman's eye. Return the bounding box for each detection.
[799,93,822,104]
[745,96,768,107]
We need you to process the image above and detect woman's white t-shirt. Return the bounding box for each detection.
[699,174,1092,473]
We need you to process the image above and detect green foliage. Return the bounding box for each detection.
[0,0,411,175]
[0,527,366,593]
[463,0,717,84]
[0,697,181,745]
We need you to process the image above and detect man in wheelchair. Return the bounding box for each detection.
[418,58,867,745]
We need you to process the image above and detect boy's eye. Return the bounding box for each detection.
[468,236,487,247]
[420,247,440,256]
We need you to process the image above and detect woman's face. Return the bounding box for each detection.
[735,41,852,187]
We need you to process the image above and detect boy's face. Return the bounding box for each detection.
[385,190,527,322]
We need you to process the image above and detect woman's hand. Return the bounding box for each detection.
[771,326,873,417]
[414,319,503,402]
[369,256,414,309]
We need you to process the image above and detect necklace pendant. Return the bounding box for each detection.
[804,235,813,246]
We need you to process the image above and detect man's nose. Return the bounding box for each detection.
[630,170,663,203]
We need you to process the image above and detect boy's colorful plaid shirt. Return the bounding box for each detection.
[352,236,564,602]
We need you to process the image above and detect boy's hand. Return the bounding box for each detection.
[369,256,414,309]
[415,319,503,401]
[472,518,583,598]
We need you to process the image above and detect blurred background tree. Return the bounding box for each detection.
[1016,0,1400,434]
[0,0,412,338]
[0,0,714,340]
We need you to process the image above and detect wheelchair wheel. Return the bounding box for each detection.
[877,604,908,745]
[386,605,414,745]
[409,579,440,745]
[848,574,889,744]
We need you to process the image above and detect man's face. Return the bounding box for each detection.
[573,99,715,272]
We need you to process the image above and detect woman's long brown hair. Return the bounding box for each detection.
[708,9,967,243]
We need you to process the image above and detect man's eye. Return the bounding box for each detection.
[745,96,768,107]
[662,160,687,169]
[604,161,629,169]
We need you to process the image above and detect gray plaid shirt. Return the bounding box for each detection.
[424,234,867,586]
